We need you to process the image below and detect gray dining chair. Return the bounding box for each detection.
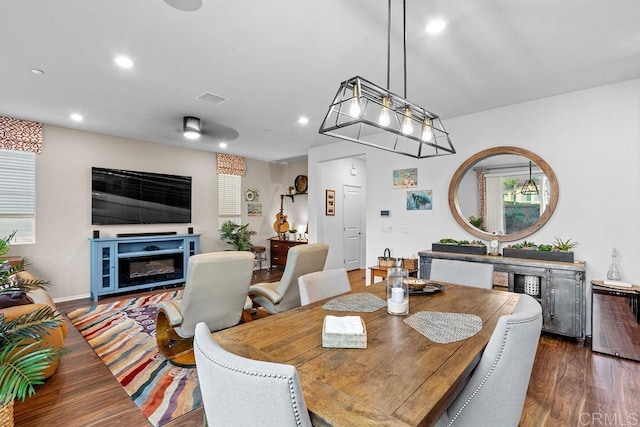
[298,268,351,306]
[430,258,494,289]
[435,293,542,427]
[249,243,328,313]
[193,322,312,427]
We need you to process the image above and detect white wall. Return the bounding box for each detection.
[310,78,640,304]
[8,125,298,300]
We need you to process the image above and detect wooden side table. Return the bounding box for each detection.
[368,265,418,285]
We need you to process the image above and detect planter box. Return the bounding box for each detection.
[502,248,574,263]
[432,243,487,255]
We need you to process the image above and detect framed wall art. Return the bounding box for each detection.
[248,202,262,216]
[407,189,432,210]
[393,168,418,188]
[325,189,335,216]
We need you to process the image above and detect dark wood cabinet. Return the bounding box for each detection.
[270,238,306,269]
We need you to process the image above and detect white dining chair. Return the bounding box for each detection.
[298,268,351,306]
[193,322,312,427]
[435,293,542,427]
[429,258,494,289]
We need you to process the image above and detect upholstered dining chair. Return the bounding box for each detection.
[298,267,351,306]
[429,258,494,289]
[156,251,254,367]
[194,322,312,426]
[249,243,328,314]
[435,293,542,427]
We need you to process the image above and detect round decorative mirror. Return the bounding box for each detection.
[448,146,559,242]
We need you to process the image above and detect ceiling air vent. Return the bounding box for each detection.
[196,92,228,105]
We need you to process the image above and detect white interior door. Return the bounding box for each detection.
[343,185,362,271]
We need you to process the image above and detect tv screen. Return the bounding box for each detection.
[92,167,192,225]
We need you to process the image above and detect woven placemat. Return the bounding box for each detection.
[323,293,386,312]
[404,311,482,344]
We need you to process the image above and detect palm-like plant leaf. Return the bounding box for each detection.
[0,261,49,295]
[0,342,63,405]
[0,306,61,346]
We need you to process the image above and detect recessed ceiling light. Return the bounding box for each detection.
[219,142,228,148]
[114,56,135,69]
[298,116,309,125]
[70,113,84,122]
[31,69,45,75]
[425,19,446,34]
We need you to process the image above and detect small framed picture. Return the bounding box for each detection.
[326,189,335,216]
[247,202,262,216]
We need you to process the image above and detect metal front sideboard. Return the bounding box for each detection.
[418,250,586,339]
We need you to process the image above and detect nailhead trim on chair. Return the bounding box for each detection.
[446,313,542,427]
[196,341,306,426]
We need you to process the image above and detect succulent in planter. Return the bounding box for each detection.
[552,237,579,252]
[439,238,458,245]
[538,244,553,252]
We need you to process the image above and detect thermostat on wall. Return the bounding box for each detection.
[380,210,390,217]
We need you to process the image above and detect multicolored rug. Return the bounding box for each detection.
[66,291,202,426]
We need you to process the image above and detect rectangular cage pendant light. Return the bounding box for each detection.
[319,76,455,159]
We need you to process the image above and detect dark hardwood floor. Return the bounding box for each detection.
[13,269,640,426]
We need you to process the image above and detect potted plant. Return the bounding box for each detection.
[0,233,65,425]
[219,221,257,251]
[503,237,578,262]
[432,238,487,255]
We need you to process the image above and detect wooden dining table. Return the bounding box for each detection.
[213,281,520,426]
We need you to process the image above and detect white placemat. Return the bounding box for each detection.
[404,311,482,344]
[322,293,386,312]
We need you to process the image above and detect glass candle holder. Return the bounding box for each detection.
[387,265,409,315]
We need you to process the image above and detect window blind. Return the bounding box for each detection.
[218,174,241,226]
[0,149,36,243]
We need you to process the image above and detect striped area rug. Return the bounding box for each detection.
[67,291,202,426]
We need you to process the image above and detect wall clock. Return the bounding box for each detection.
[294,175,308,193]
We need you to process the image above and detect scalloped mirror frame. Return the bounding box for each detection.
[448,146,559,242]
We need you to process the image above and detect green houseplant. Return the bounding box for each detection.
[504,237,579,262]
[0,233,65,425]
[432,238,487,255]
[219,221,257,251]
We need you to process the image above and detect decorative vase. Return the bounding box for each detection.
[607,248,622,280]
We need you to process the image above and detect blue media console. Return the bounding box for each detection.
[89,234,200,301]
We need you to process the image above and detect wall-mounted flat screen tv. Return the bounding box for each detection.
[92,167,192,225]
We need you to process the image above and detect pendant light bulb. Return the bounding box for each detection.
[379,97,391,127]
[401,107,413,135]
[421,117,434,142]
[350,85,361,118]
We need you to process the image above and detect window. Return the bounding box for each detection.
[218,173,241,228]
[0,149,36,244]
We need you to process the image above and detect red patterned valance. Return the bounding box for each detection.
[216,153,246,176]
[0,116,43,154]
[477,168,486,222]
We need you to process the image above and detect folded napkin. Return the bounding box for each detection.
[603,280,633,288]
[324,315,364,334]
